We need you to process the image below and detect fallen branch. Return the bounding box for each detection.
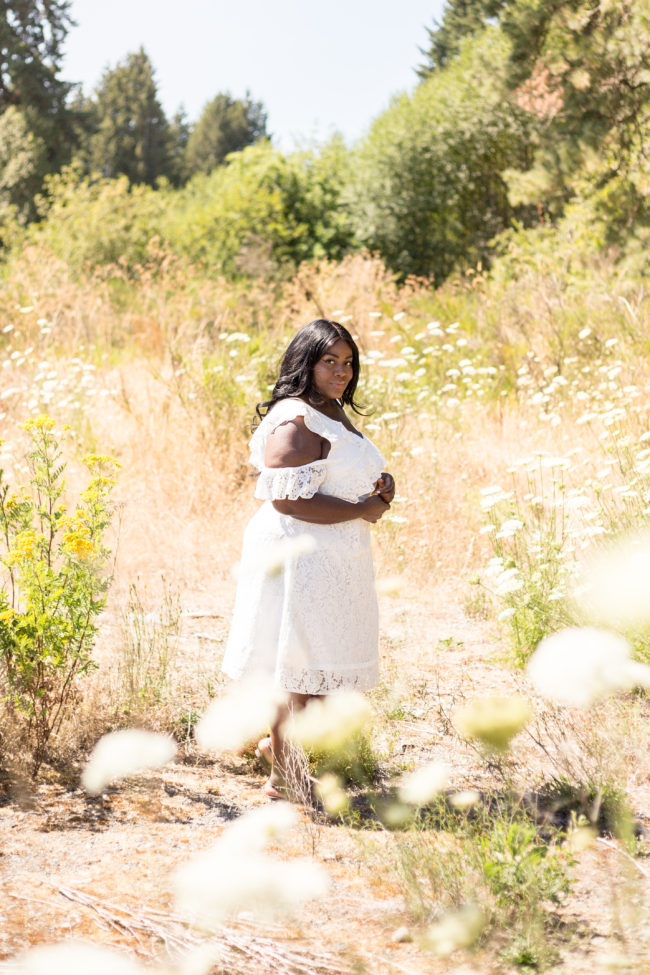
[57,885,351,975]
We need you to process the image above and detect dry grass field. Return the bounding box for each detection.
[1,248,650,974]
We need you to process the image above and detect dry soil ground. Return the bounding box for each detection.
[1,580,649,975]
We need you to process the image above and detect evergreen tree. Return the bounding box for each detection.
[417,0,500,76]
[184,92,268,177]
[418,0,650,228]
[0,1,78,195]
[0,106,46,223]
[168,106,190,185]
[88,48,172,185]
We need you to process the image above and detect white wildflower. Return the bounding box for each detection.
[527,627,650,707]
[398,761,448,806]
[575,531,650,629]
[15,941,147,975]
[174,803,327,924]
[449,790,480,810]
[316,773,349,815]
[496,518,523,538]
[454,695,531,752]
[82,730,176,796]
[495,569,523,596]
[423,903,484,956]
[480,486,512,511]
[196,674,286,754]
[288,691,371,752]
[221,800,299,854]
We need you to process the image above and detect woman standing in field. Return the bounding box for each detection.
[222,319,395,799]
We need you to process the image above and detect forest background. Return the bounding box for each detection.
[2,0,648,284]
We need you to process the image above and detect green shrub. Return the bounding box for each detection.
[0,416,118,774]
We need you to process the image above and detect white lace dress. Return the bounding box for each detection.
[222,398,386,694]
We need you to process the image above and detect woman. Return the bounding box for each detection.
[222,319,395,798]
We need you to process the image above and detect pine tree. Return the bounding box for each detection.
[88,48,172,185]
[184,92,268,177]
[417,0,502,76]
[0,1,77,176]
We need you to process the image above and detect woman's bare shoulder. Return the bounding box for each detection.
[264,412,323,469]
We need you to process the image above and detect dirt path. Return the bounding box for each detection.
[1,582,649,974]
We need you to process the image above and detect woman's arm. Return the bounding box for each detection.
[264,415,389,525]
[273,493,389,524]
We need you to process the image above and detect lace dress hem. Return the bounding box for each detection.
[222,661,380,695]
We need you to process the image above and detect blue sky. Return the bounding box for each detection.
[62,0,446,150]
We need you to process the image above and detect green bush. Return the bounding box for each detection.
[0,417,118,774]
[350,29,532,282]
[164,138,355,276]
[23,166,169,269]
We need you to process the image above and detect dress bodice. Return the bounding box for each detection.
[248,399,385,503]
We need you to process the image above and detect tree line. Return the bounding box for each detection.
[0,2,267,215]
[0,0,648,284]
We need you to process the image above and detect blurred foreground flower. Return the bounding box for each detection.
[575,531,650,629]
[398,761,448,806]
[527,627,650,707]
[375,575,404,596]
[565,825,597,853]
[423,903,484,955]
[174,802,328,924]
[316,772,349,815]
[288,691,371,752]
[196,674,286,753]
[234,535,317,579]
[82,729,176,795]
[449,789,481,810]
[220,800,298,854]
[454,695,531,752]
[15,942,146,975]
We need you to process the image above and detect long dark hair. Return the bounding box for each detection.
[256,319,364,420]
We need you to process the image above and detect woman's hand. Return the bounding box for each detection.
[374,472,395,505]
[360,495,391,523]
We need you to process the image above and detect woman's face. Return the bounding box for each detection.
[312,339,354,401]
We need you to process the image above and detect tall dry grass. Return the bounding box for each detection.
[1,243,650,757]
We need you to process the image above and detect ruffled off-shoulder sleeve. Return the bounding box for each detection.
[249,400,330,501]
[254,461,328,500]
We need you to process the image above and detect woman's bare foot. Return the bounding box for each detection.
[264,777,285,800]
[255,736,272,767]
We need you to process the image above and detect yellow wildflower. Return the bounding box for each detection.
[5,529,38,565]
[62,526,95,560]
[24,414,56,432]
[82,453,121,469]
[80,476,116,503]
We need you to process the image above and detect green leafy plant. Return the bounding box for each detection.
[386,802,571,969]
[0,416,118,774]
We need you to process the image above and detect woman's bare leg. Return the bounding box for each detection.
[266,692,312,797]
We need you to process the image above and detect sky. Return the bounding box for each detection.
[62,0,446,151]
